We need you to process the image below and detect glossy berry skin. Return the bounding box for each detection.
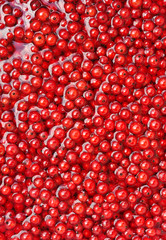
[0,0,165,239]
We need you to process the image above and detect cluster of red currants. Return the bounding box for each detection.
[0,0,165,239]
